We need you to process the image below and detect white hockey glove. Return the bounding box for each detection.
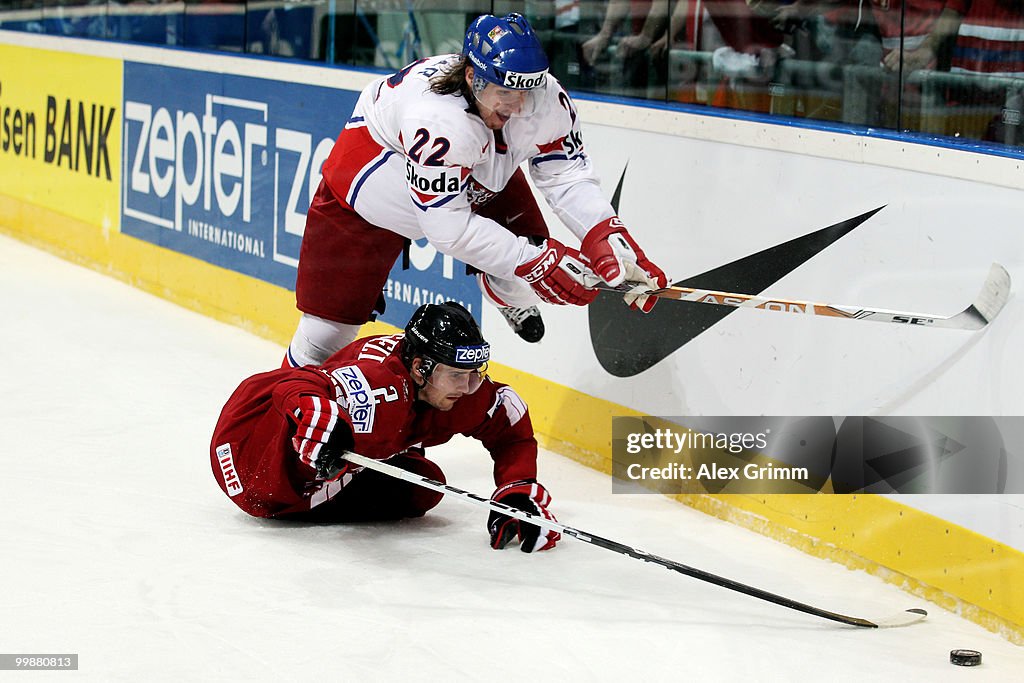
[580,217,668,312]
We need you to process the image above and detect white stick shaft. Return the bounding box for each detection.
[594,263,1011,330]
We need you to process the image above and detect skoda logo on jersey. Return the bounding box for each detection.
[503,70,547,90]
[334,365,376,433]
[455,344,490,365]
[406,160,461,195]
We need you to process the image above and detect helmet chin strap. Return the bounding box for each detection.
[465,72,489,119]
[410,357,434,399]
[471,73,491,97]
[417,356,437,379]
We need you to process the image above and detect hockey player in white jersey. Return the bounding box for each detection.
[287,12,666,367]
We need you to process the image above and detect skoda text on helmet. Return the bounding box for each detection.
[402,302,491,381]
[463,13,549,119]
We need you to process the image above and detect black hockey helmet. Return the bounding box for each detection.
[401,301,490,379]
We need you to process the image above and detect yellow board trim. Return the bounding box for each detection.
[683,494,1024,644]
[2,193,1021,644]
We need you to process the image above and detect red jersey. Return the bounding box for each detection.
[870,0,947,50]
[210,334,538,518]
[948,0,1024,75]
[707,0,787,53]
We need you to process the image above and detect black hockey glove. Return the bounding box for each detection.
[487,479,560,552]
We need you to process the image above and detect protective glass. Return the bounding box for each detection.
[427,363,488,395]
[472,77,546,118]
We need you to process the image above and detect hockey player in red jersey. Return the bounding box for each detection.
[211,301,560,552]
[286,12,666,366]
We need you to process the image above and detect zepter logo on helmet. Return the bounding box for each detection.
[454,345,490,365]
[463,13,549,119]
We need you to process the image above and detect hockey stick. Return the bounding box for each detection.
[342,451,927,629]
[593,263,1010,330]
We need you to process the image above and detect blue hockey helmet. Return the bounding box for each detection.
[463,13,549,90]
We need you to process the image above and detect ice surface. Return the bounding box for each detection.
[1,234,1021,681]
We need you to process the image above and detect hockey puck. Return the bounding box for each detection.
[949,649,982,666]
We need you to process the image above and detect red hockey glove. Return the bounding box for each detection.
[514,238,598,306]
[580,216,668,312]
[291,394,354,480]
[488,479,561,553]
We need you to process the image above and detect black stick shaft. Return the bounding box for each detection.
[342,452,906,628]
[559,527,875,627]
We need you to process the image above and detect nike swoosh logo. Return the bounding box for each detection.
[589,165,884,376]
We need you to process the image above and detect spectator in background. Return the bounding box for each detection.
[648,0,701,59]
[754,0,871,56]
[580,0,669,93]
[902,1,1024,75]
[581,0,656,64]
[651,0,792,112]
[761,0,946,72]
[947,0,1024,143]
[874,0,950,71]
[902,2,1024,142]
[753,0,944,125]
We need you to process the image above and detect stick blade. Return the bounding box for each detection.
[867,608,929,628]
[941,263,1012,330]
[974,263,1012,324]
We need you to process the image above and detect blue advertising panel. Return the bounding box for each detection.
[121,62,480,328]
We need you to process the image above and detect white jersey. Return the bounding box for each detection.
[323,54,615,280]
